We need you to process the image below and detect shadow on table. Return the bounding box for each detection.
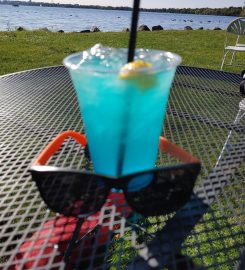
[13,127,245,270]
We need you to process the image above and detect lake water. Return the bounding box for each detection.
[0,4,237,32]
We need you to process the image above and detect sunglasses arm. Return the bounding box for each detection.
[160,137,199,163]
[33,132,197,166]
[33,131,87,166]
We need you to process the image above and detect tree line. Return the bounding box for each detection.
[144,7,243,16]
[1,1,244,17]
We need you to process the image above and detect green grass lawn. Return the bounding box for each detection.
[0,29,245,75]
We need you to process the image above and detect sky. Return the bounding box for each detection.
[33,0,244,9]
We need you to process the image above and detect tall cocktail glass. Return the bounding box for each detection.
[64,45,181,186]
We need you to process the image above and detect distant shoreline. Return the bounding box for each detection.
[0,1,243,17]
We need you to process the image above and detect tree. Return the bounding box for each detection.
[240,4,245,16]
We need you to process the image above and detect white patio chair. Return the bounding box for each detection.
[220,17,245,70]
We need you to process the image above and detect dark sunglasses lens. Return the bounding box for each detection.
[126,165,200,217]
[31,171,109,217]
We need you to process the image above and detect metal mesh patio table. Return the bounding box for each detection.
[0,65,244,270]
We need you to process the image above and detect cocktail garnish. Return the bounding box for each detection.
[119,60,156,90]
[119,60,152,78]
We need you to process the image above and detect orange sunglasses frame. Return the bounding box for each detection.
[33,131,199,167]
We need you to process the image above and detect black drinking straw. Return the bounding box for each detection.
[116,0,141,176]
[128,0,140,62]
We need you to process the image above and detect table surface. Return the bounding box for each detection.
[0,66,244,270]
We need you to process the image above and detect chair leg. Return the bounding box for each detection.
[230,51,236,65]
[215,107,245,167]
[220,50,229,70]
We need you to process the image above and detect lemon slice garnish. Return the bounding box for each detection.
[119,60,156,90]
[119,60,152,79]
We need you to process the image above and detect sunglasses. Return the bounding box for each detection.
[30,131,201,218]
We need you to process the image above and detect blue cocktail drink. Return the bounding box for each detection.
[64,45,181,182]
